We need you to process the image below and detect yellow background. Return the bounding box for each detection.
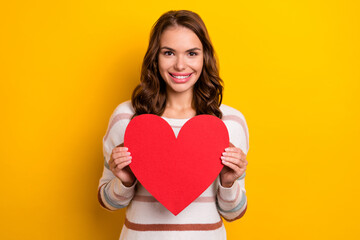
[1,0,359,239]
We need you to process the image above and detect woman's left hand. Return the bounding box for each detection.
[220,146,248,188]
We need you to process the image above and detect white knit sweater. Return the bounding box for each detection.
[98,100,250,240]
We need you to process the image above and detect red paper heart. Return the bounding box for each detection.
[124,114,229,215]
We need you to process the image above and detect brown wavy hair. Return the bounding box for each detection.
[131,10,223,119]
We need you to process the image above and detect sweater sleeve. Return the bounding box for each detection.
[216,107,250,221]
[97,101,138,211]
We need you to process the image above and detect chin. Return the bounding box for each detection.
[167,84,193,94]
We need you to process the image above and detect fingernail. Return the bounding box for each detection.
[221,156,226,160]
[225,148,230,151]
[128,156,132,159]
[222,152,227,156]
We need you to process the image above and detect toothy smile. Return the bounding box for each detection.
[169,73,192,79]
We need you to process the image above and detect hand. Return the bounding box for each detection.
[220,145,248,188]
[108,144,136,187]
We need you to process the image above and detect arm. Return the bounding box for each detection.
[97,104,138,211]
[217,111,250,221]
[98,166,137,211]
[216,171,247,222]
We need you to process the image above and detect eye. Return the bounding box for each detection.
[189,52,198,56]
[164,51,174,56]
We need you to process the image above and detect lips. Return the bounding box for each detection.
[169,72,193,83]
[169,72,193,76]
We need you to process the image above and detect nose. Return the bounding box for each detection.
[174,55,186,71]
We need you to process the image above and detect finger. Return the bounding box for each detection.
[113,151,131,159]
[221,156,246,168]
[113,156,132,166]
[221,159,242,173]
[240,157,248,166]
[114,159,132,171]
[109,154,129,169]
[226,146,243,153]
[113,146,129,153]
[222,151,241,159]
[112,157,131,170]
[108,155,115,165]
[229,149,246,161]
[238,159,248,167]
[225,147,239,152]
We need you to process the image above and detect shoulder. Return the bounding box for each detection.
[106,100,134,128]
[220,103,247,122]
[111,100,135,116]
[220,103,250,154]
[103,100,134,146]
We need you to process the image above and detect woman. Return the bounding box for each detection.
[98,10,249,239]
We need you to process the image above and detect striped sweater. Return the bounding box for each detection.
[98,100,250,240]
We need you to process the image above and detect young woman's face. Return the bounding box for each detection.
[158,26,204,95]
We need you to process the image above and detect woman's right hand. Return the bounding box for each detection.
[109,145,136,187]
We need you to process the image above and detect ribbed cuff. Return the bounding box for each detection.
[113,178,138,198]
[218,180,239,202]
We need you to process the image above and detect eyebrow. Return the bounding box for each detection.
[160,46,202,52]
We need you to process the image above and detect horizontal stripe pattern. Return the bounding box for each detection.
[218,190,247,213]
[222,114,249,151]
[113,190,132,202]
[125,218,223,231]
[103,182,127,209]
[223,204,248,222]
[98,183,113,211]
[103,113,132,142]
[104,113,248,150]
[133,195,216,203]
[98,102,249,239]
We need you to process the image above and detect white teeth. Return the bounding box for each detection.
[171,74,191,79]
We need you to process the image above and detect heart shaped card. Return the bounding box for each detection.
[124,114,229,215]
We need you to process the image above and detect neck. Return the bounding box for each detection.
[166,88,193,110]
[162,87,196,118]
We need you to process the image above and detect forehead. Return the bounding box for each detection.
[159,26,202,49]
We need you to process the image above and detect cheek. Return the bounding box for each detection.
[192,60,203,72]
[158,60,170,80]
[191,55,204,70]
[158,58,172,72]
